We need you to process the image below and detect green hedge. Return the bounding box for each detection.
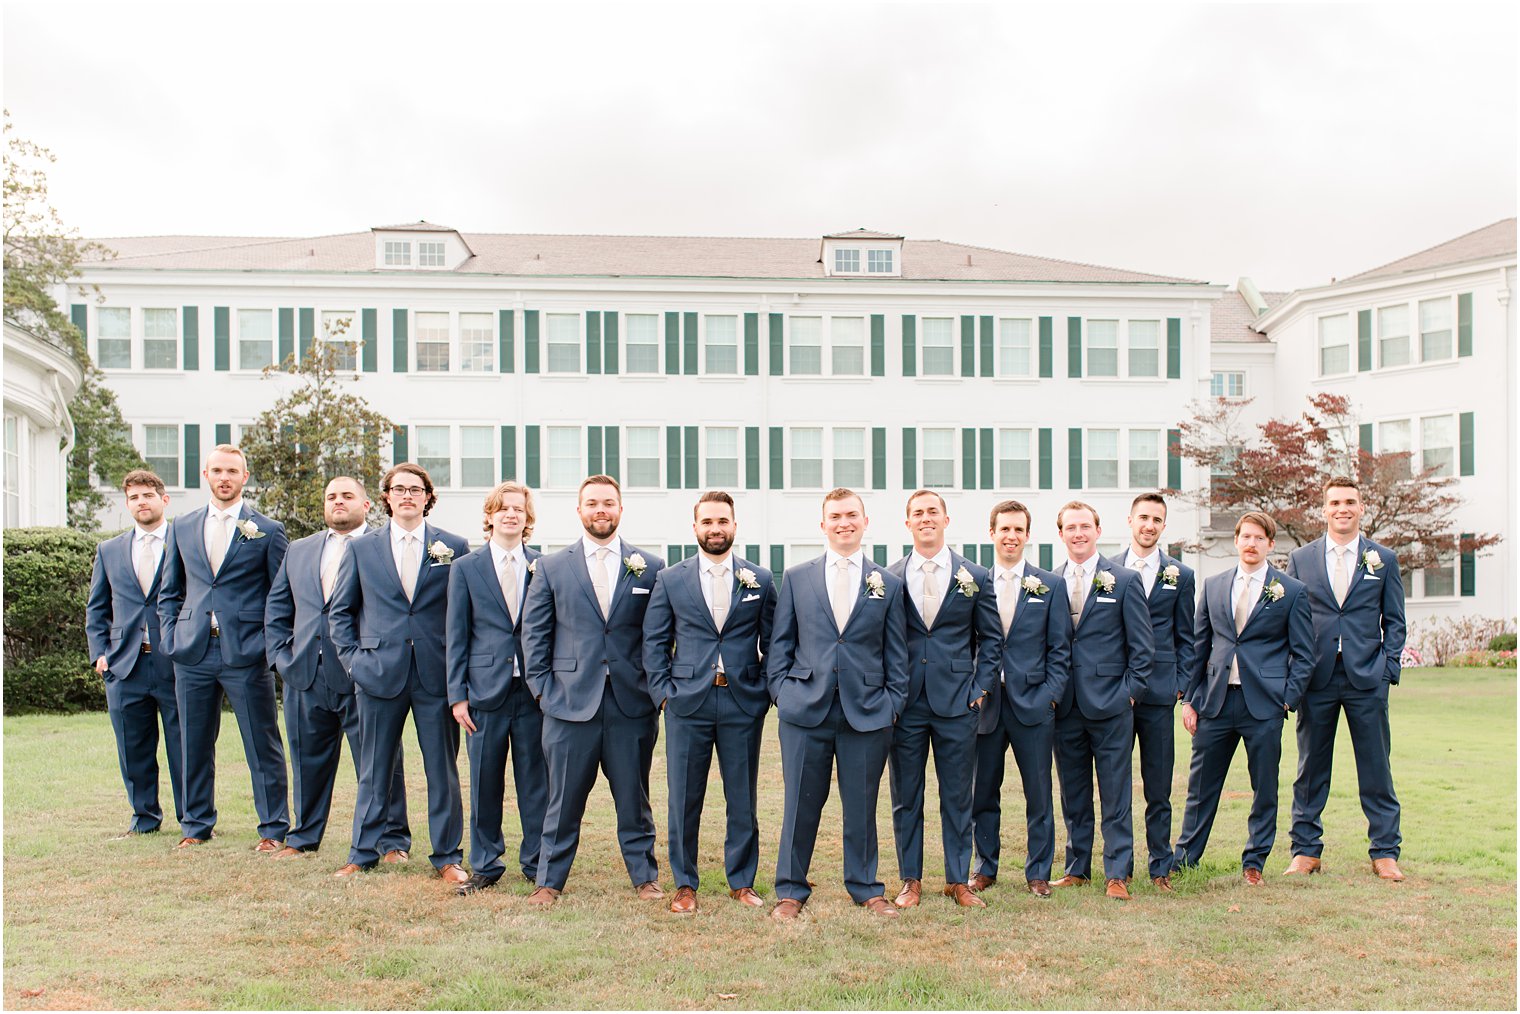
[3,526,114,714]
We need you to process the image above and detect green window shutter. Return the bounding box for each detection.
[392,309,409,372]
[871,427,887,490]
[981,544,995,568]
[1067,317,1082,378]
[768,427,783,489]
[901,544,912,559]
[1458,292,1473,357]
[393,425,409,464]
[1038,316,1053,378]
[665,312,681,375]
[1460,533,1476,596]
[499,310,515,373]
[683,312,698,376]
[360,308,377,372]
[902,427,917,489]
[962,428,977,490]
[278,308,295,364]
[524,426,540,487]
[213,307,230,371]
[1038,428,1053,489]
[683,424,698,488]
[1038,544,1053,570]
[1068,428,1083,489]
[667,545,684,564]
[870,314,885,377]
[960,315,976,377]
[1358,423,1373,455]
[744,313,759,376]
[586,312,602,375]
[770,546,785,575]
[70,304,87,338]
[1459,412,1474,476]
[979,427,993,488]
[182,306,200,370]
[768,313,784,376]
[1357,309,1372,372]
[745,426,760,489]
[1166,318,1181,379]
[901,315,917,377]
[603,311,618,374]
[745,543,760,563]
[872,545,887,566]
[299,308,316,355]
[979,316,994,378]
[588,426,604,475]
[501,425,516,481]
[183,424,200,489]
[604,425,620,482]
[214,423,231,446]
[666,426,682,489]
[523,310,539,373]
[1167,428,1182,490]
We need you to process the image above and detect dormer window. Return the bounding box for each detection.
[867,249,894,273]
[372,221,473,270]
[418,242,446,267]
[820,228,904,278]
[383,241,411,266]
[834,249,860,273]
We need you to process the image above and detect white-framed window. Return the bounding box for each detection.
[1128,320,1160,378]
[545,313,581,373]
[1087,428,1120,488]
[997,428,1032,488]
[704,427,740,486]
[322,311,358,371]
[143,308,178,369]
[830,317,866,376]
[624,426,661,488]
[144,425,180,486]
[1421,554,1457,597]
[788,316,822,375]
[3,415,21,526]
[832,427,867,488]
[1318,314,1351,376]
[1210,371,1245,398]
[789,427,823,488]
[704,315,739,375]
[834,249,860,273]
[238,309,275,370]
[1419,297,1452,361]
[867,249,894,273]
[460,312,495,372]
[787,543,818,568]
[1086,320,1119,377]
[418,241,446,268]
[416,425,452,486]
[1379,419,1413,478]
[460,426,496,487]
[383,241,411,266]
[1420,414,1455,477]
[625,314,660,373]
[1128,429,1162,489]
[546,425,581,488]
[997,318,1032,377]
[97,307,132,368]
[921,427,955,488]
[1378,304,1410,368]
[415,312,450,372]
[921,317,954,376]
[1095,540,1124,560]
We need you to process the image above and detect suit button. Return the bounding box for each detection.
[921,658,928,664]
[833,667,839,673]
[837,638,844,644]
[600,659,607,665]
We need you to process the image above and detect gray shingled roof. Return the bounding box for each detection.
[79,230,1205,284]
[1210,288,1288,343]
[823,228,905,240]
[374,221,458,233]
[1343,218,1516,282]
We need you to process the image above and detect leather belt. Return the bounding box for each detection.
[209,627,221,637]
[713,672,728,687]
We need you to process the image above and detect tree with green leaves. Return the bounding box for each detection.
[240,327,395,540]
[4,111,144,528]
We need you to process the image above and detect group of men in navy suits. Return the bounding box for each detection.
[88,453,1409,917]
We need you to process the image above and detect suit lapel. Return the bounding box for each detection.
[216,504,253,575]
[842,559,872,632]
[893,558,930,632]
[178,506,213,581]
[684,558,720,636]
[567,540,604,615]
[1241,566,1277,631]
[377,523,410,599]
[306,533,327,602]
[478,547,512,618]
[1076,559,1106,630]
[411,525,438,596]
[608,543,635,617]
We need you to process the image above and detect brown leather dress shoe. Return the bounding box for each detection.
[1372,858,1405,881]
[254,838,282,853]
[175,836,209,849]
[636,881,665,901]
[1051,874,1090,888]
[1242,867,1264,886]
[669,886,697,914]
[1026,879,1052,897]
[771,898,803,922]
[861,896,899,918]
[1151,875,1174,892]
[943,883,987,908]
[969,873,996,892]
[438,863,470,885]
[272,846,305,859]
[1105,878,1131,900]
[381,849,410,864]
[333,863,367,878]
[729,887,765,907]
[893,879,922,908]
[1283,854,1322,876]
[527,886,561,907]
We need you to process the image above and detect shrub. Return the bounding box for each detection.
[4,653,105,712]
[1446,649,1518,670]
[3,526,115,714]
[1413,616,1515,667]
[1488,633,1517,652]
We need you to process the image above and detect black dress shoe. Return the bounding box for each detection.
[455,873,501,896]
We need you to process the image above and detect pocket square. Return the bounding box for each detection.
[1095,596,1116,603]
[631,587,651,595]
[1158,585,1177,592]
[741,593,760,602]
[1362,574,1380,581]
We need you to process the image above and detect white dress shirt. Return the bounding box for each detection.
[1124,547,1159,596]
[490,540,527,677]
[906,546,952,620]
[204,499,244,563]
[698,553,733,613]
[134,522,167,645]
[1230,563,1268,685]
[584,535,624,591]
[1064,555,1098,598]
[993,559,1027,683]
[390,520,426,586]
[319,528,359,581]
[1325,535,1360,587]
[823,548,865,621]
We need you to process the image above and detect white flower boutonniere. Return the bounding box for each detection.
[865,571,886,599]
[1093,570,1115,595]
[235,519,265,541]
[737,567,760,590]
[428,540,454,565]
[1261,579,1285,603]
[1361,550,1382,574]
[528,558,537,576]
[954,565,978,598]
[1160,564,1181,588]
[625,553,647,578]
[1022,575,1050,597]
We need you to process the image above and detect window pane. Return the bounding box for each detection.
[98,307,132,368]
[1319,314,1350,375]
[705,315,738,375]
[460,312,495,372]
[1420,298,1452,360]
[547,426,580,488]
[625,426,661,487]
[1378,304,1410,368]
[1087,320,1118,377]
[545,313,581,373]
[1128,320,1159,377]
[416,311,450,372]
[323,311,358,370]
[238,309,274,370]
[1128,429,1160,488]
[143,308,177,368]
[1088,428,1119,488]
[997,428,1031,488]
[144,308,176,338]
[831,317,865,376]
[416,426,451,487]
[144,425,179,483]
[789,317,822,375]
[1421,415,1454,477]
[867,249,893,273]
[384,241,411,266]
[921,318,954,376]
[418,242,445,267]
[790,427,823,488]
[625,314,659,373]
[705,427,739,486]
[1423,558,1456,597]
[834,249,859,273]
[832,427,866,488]
[998,318,1031,376]
[922,428,955,488]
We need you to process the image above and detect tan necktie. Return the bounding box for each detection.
[921,560,941,628]
[999,572,1017,635]
[711,564,730,632]
[1069,563,1085,622]
[832,558,853,632]
[399,535,419,601]
[1131,555,1153,596]
[1231,574,1253,682]
[321,533,350,603]
[208,513,230,575]
[136,534,158,595]
[1332,546,1350,607]
[500,552,520,625]
[592,547,612,618]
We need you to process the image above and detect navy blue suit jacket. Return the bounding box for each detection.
[1125,551,1197,705]
[1186,565,1316,721]
[158,504,288,667]
[1053,555,1153,721]
[327,521,470,700]
[643,555,777,719]
[977,564,1073,731]
[766,554,909,733]
[887,552,1002,717]
[521,539,665,722]
[265,529,364,693]
[1286,536,1406,690]
[444,543,542,710]
[86,529,164,680]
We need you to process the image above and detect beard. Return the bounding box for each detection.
[700,530,735,556]
[582,515,618,539]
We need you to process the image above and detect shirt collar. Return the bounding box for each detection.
[209,501,244,522]
[1127,547,1159,569]
[1237,562,1269,580]
[825,548,865,571]
[391,521,425,547]
[328,527,359,541]
[489,540,525,568]
[1067,555,1098,576]
[910,547,952,574]
[701,553,733,575]
[584,536,622,560]
[996,559,1027,583]
[1327,535,1359,558]
[135,522,166,539]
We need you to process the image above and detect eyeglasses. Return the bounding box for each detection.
[387,485,427,498]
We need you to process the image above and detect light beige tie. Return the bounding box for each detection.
[921,560,941,628]
[1069,563,1085,622]
[832,559,853,632]
[1332,546,1350,607]
[208,513,230,575]
[711,564,730,632]
[500,552,520,625]
[400,535,419,601]
[592,547,612,618]
[999,572,1017,635]
[1231,574,1253,682]
[321,533,350,603]
[136,534,158,595]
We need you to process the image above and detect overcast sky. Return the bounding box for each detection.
[5,2,1515,291]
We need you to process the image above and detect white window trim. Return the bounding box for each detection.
[622,313,663,375]
[1080,424,1165,491]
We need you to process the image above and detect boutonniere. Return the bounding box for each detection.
[1092,570,1115,594]
[528,558,537,575]
[235,518,266,541]
[1360,550,1382,574]
[625,553,647,578]
[954,565,978,598]
[1022,574,1050,597]
[428,540,454,565]
[1160,564,1180,588]
[865,571,886,599]
[1260,579,1285,603]
[736,567,759,590]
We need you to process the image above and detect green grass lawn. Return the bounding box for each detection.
[4,667,1515,1010]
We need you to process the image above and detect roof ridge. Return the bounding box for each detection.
[926,238,1204,284]
[1347,217,1517,279]
[89,231,367,261]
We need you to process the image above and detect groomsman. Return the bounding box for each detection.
[445,481,546,895]
[264,477,409,859]
[1174,512,1314,883]
[157,444,289,851]
[522,475,665,906]
[970,500,1071,897]
[768,488,909,921]
[886,490,1001,909]
[1285,477,1407,880]
[86,469,185,838]
[1051,501,1152,900]
[643,491,777,914]
[329,463,470,884]
[1117,493,1196,891]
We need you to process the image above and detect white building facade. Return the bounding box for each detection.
[3,317,82,527]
